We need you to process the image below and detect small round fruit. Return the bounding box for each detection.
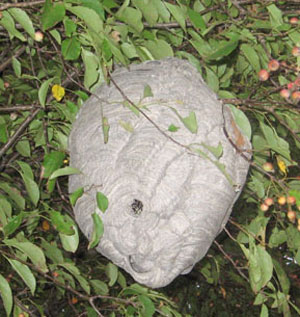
[290,17,299,24]
[260,203,269,212]
[34,31,44,42]
[71,297,78,304]
[258,69,269,81]
[292,46,300,57]
[294,78,300,86]
[52,271,59,278]
[268,59,280,72]
[287,210,296,222]
[264,197,274,206]
[4,82,10,88]
[287,82,295,90]
[291,91,300,101]
[280,89,290,99]
[263,162,274,172]
[278,196,286,205]
[287,196,296,205]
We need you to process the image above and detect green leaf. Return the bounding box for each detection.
[117,7,143,33]
[16,139,31,157]
[143,85,153,98]
[96,191,109,213]
[12,57,21,77]
[59,223,79,253]
[201,142,223,159]
[228,105,252,140]
[0,182,25,210]
[38,78,54,107]
[0,198,12,218]
[61,37,81,60]
[42,151,65,179]
[88,212,104,249]
[20,174,40,206]
[165,2,186,31]
[8,8,35,38]
[207,38,239,61]
[90,279,109,295]
[272,259,290,295]
[67,6,103,33]
[205,67,219,92]
[70,187,84,206]
[16,161,33,180]
[181,111,198,134]
[63,17,77,36]
[49,210,75,235]
[260,304,269,317]
[0,274,13,316]
[259,122,291,160]
[102,116,110,144]
[168,124,179,132]
[240,44,261,72]
[106,262,118,287]
[41,239,64,264]
[41,2,66,31]
[132,0,158,26]
[267,4,283,29]
[0,11,26,41]
[4,238,48,273]
[187,7,206,30]
[59,262,90,294]
[3,213,23,236]
[82,48,99,90]
[138,295,155,317]
[119,120,134,133]
[49,166,81,180]
[145,39,173,59]
[6,258,36,295]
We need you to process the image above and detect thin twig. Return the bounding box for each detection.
[0,46,26,73]
[214,240,249,282]
[0,0,45,10]
[0,105,38,112]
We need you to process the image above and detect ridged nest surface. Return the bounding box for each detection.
[69,58,251,288]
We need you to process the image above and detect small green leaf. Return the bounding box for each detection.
[6,258,36,295]
[70,187,84,206]
[143,85,153,98]
[61,37,81,60]
[4,238,48,272]
[41,239,64,264]
[8,8,35,38]
[96,191,108,213]
[60,223,79,253]
[0,11,26,41]
[272,259,290,295]
[182,111,198,134]
[20,174,40,206]
[240,44,261,72]
[88,212,104,249]
[165,2,186,31]
[117,7,143,33]
[3,213,23,236]
[12,57,21,77]
[228,105,252,140]
[0,182,25,210]
[187,7,206,30]
[168,124,179,132]
[102,116,110,144]
[208,38,239,61]
[42,2,66,31]
[201,142,223,159]
[138,295,155,317]
[145,39,173,59]
[42,151,65,178]
[0,274,13,316]
[260,304,268,317]
[106,262,118,287]
[49,166,81,180]
[267,4,283,29]
[16,139,31,157]
[38,78,54,107]
[49,210,75,235]
[90,279,109,295]
[119,120,134,133]
[16,161,33,180]
[82,48,99,90]
[67,6,103,33]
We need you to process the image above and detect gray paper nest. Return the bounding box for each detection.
[69,58,251,288]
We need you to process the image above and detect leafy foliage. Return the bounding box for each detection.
[0,0,300,316]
